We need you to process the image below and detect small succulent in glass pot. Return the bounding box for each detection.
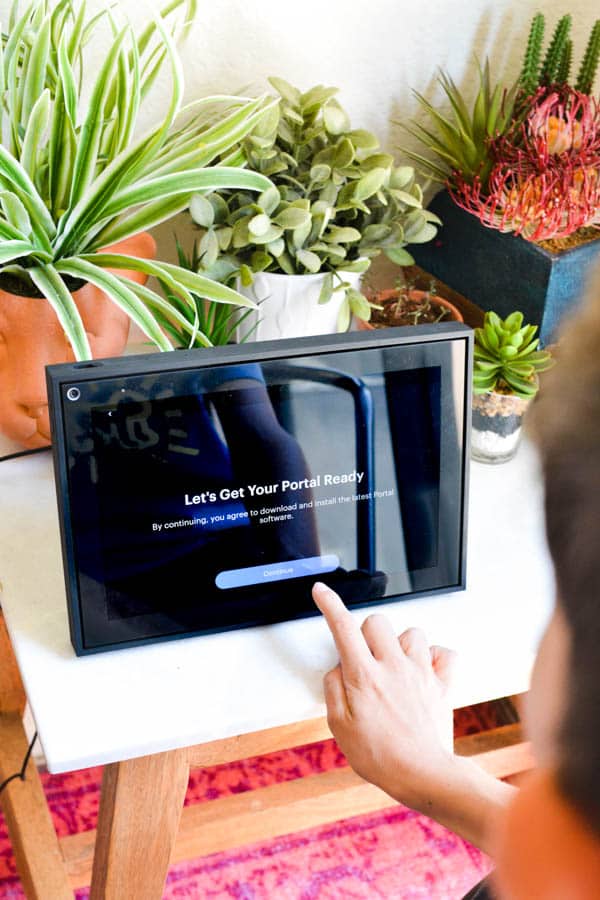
[472,311,554,463]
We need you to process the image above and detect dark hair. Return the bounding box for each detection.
[529,268,600,835]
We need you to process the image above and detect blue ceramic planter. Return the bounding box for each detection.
[412,190,600,345]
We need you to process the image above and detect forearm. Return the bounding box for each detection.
[390,754,516,855]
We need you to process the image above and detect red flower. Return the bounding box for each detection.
[450,88,600,241]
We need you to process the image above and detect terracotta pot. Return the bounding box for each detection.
[0,232,156,449]
[356,288,463,330]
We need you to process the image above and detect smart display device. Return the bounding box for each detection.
[47,324,472,655]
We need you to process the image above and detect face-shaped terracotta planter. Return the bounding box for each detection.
[0,232,156,449]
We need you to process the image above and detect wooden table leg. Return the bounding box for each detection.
[0,612,73,899]
[90,747,190,900]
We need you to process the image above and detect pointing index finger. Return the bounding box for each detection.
[312,582,373,680]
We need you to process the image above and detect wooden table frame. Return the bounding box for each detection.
[0,612,534,899]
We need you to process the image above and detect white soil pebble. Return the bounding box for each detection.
[471,425,522,463]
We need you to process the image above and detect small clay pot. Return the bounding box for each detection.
[356,288,464,330]
[0,233,156,449]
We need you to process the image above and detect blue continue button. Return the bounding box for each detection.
[215,554,340,590]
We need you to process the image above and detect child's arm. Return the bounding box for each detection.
[312,582,515,854]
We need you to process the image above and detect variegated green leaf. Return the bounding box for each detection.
[0,218,29,241]
[55,257,173,351]
[79,253,259,309]
[126,278,209,348]
[20,89,51,182]
[0,191,32,237]
[102,168,273,219]
[87,195,189,250]
[0,144,56,244]
[57,35,78,124]
[68,27,128,208]
[0,240,49,264]
[21,13,51,121]
[29,264,91,360]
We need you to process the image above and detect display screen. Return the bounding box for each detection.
[55,337,468,651]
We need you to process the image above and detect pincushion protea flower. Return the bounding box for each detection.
[451,88,600,241]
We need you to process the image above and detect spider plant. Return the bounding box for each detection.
[0,0,275,356]
[158,238,256,346]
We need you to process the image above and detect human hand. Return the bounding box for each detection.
[312,581,457,812]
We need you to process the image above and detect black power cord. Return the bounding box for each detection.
[0,447,51,463]
[0,731,39,796]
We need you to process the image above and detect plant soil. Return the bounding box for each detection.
[369,295,451,328]
[0,271,86,298]
[472,391,530,437]
[536,226,600,254]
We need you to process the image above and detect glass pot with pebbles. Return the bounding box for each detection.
[472,311,553,463]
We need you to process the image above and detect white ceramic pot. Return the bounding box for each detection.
[235,270,362,342]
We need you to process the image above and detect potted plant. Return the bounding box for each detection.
[188,77,439,340]
[356,277,463,329]
[403,14,600,344]
[0,0,275,449]
[472,310,553,463]
[156,239,256,347]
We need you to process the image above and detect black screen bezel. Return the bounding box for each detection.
[47,325,473,655]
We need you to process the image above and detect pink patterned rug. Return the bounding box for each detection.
[0,705,497,898]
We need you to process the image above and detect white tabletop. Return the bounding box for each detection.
[0,442,554,774]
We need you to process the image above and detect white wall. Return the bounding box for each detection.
[3,0,599,159]
[1,0,598,260]
[151,0,598,257]
[172,0,598,150]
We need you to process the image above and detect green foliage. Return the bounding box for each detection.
[518,13,600,96]
[157,239,255,346]
[473,311,554,399]
[576,20,600,95]
[189,77,438,328]
[407,16,600,197]
[403,61,517,190]
[0,0,276,357]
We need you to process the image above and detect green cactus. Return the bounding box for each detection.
[519,13,545,96]
[540,14,572,86]
[473,311,554,399]
[556,38,573,86]
[518,14,599,97]
[576,20,600,94]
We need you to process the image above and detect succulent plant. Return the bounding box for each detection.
[405,14,600,243]
[189,77,438,330]
[0,0,275,356]
[405,15,600,198]
[402,61,518,191]
[473,311,554,399]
